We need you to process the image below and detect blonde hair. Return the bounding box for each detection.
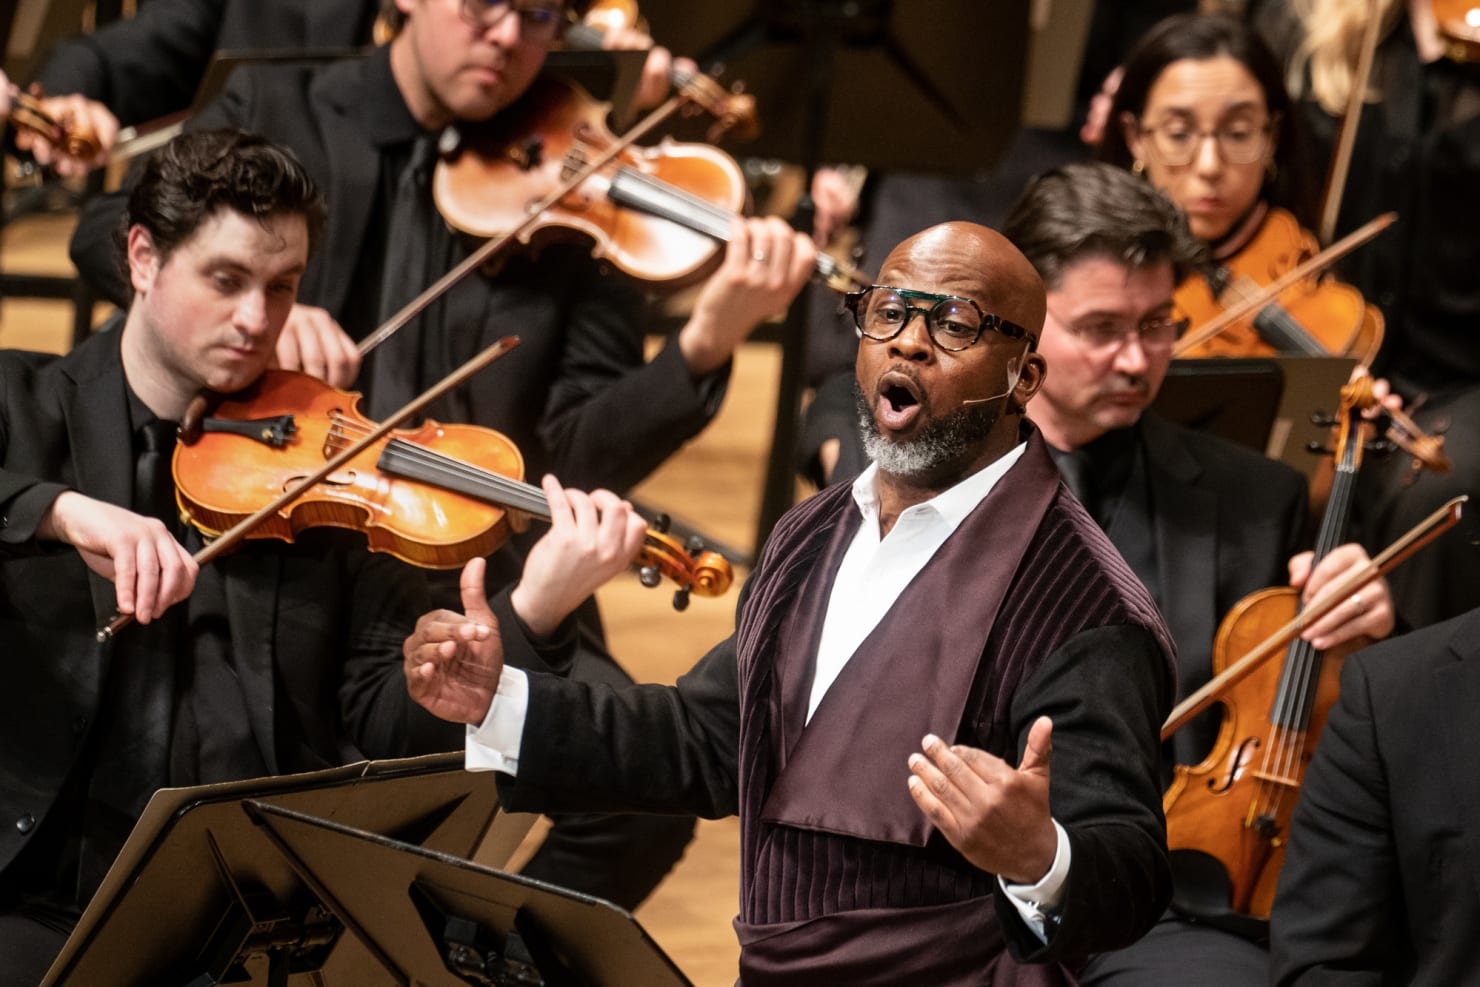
[1288,0,1403,114]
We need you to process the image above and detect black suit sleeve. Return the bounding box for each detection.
[32,0,224,126]
[495,628,742,819]
[999,623,1174,963]
[1269,656,1395,986]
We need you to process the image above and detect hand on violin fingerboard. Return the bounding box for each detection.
[679,216,816,375]
[511,475,648,638]
[404,556,504,726]
[1289,544,1396,651]
[37,491,198,624]
[598,26,697,113]
[907,717,1060,886]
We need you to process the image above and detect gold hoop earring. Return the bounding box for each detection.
[1132,159,1145,176]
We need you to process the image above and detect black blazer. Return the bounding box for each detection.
[1136,413,1308,768]
[34,0,378,127]
[1270,607,1480,985]
[0,326,460,894]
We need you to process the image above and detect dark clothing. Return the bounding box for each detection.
[1270,607,1480,985]
[500,432,1176,982]
[33,0,376,128]
[0,324,460,969]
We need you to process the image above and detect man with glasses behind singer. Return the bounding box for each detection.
[1006,164,1396,984]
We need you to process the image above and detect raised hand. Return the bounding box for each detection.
[510,475,649,638]
[679,216,816,375]
[404,556,504,725]
[907,716,1058,885]
[38,491,197,623]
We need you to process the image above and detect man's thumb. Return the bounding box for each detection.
[1019,716,1053,777]
[459,556,495,623]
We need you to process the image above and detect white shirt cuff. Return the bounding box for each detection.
[465,667,530,774]
[999,820,1071,942]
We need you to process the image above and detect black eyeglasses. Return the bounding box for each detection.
[459,0,565,39]
[845,285,1031,352]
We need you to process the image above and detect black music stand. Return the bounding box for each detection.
[42,752,526,986]
[629,1,1033,552]
[245,801,693,987]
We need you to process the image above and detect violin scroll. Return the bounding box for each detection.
[5,84,103,161]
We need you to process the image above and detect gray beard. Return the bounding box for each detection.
[853,381,1002,480]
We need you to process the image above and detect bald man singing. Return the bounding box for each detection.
[403,222,1176,985]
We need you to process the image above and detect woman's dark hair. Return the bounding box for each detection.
[119,129,325,270]
[1003,162,1205,289]
[1095,12,1316,232]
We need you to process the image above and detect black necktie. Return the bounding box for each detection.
[1057,448,1098,523]
[370,131,442,420]
[135,418,181,533]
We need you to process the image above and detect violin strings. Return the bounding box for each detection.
[323,416,552,518]
[1260,417,1362,823]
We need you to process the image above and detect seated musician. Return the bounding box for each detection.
[65,0,816,911]
[1004,162,1395,983]
[1270,605,1480,985]
[405,220,1178,984]
[0,129,504,985]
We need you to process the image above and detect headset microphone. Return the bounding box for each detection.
[961,356,1023,407]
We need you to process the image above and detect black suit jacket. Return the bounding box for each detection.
[1136,414,1308,768]
[0,325,462,898]
[70,49,723,500]
[1270,607,1480,985]
[34,0,377,127]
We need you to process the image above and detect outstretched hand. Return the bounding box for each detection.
[404,556,504,725]
[907,716,1058,885]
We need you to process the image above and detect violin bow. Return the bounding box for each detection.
[356,73,745,357]
[1160,494,1467,739]
[1317,0,1385,245]
[95,336,522,642]
[1171,211,1396,358]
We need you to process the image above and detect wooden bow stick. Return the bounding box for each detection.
[1162,494,1467,739]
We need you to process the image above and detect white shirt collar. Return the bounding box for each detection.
[850,441,1029,533]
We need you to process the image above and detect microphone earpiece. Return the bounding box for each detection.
[961,356,1023,407]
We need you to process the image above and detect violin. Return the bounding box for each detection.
[1161,376,1381,922]
[1173,205,1384,363]
[430,74,865,295]
[169,368,733,609]
[3,82,102,161]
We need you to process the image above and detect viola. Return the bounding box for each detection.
[1161,376,1380,921]
[431,74,865,294]
[1174,206,1384,363]
[169,368,733,608]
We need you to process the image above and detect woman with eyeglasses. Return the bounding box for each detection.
[1096,12,1383,362]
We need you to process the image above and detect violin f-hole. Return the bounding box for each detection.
[1208,736,1261,794]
